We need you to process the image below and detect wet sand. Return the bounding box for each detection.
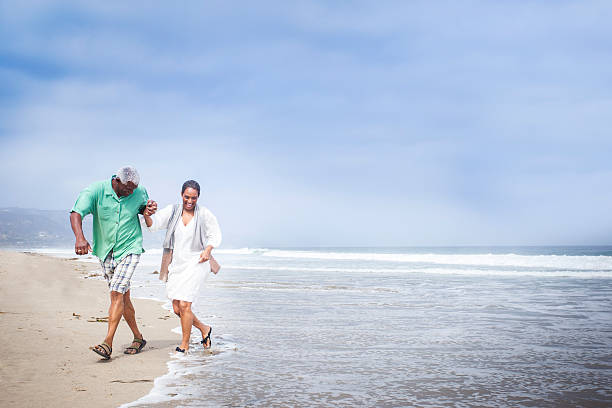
[0,250,176,408]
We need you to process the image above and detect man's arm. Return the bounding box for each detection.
[70,211,92,255]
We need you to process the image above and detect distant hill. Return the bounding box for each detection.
[0,208,162,248]
[0,208,88,247]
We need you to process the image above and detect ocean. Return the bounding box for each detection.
[33,246,612,407]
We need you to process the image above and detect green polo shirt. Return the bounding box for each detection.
[71,177,149,261]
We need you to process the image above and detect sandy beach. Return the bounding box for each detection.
[0,250,176,408]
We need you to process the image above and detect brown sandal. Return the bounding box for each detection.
[92,342,112,360]
[124,337,146,355]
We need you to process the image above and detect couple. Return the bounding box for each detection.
[70,166,222,359]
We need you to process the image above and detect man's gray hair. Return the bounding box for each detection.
[116,166,140,185]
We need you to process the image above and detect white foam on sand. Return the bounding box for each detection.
[26,247,100,263]
[26,247,612,272]
[120,332,239,408]
[222,264,612,278]
[144,247,267,256]
[258,249,612,271]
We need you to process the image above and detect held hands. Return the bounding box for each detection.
[75,237,92,255]
[199,247,212,263]
[143,200,158,216]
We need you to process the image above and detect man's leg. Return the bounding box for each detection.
[123,290,145,354]
[103,290,125,348]
[92,253,120,356]
[101,253,141,353]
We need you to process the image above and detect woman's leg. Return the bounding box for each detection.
[178,300,194,350]
[192,314,211,345]
[172,299,181,316]
[174,299,211,349]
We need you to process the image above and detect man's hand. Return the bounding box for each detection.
[144,200,158,216]
[75,237,92,255]
[199,247,213,263]
[70,212,90,255]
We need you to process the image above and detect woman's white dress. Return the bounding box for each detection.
[148,205,222,303]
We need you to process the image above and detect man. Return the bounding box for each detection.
[70,166,158,359]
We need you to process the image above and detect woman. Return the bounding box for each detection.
[144,180,222,353]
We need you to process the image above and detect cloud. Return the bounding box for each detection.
[2,1,612,245]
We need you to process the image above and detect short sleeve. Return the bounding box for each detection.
[138,187,150,214]
[71,183,97,217]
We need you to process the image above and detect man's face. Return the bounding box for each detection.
[116,179,137,197]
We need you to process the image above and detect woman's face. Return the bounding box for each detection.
[182,187,199,211]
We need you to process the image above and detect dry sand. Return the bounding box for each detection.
[0,250,177,408]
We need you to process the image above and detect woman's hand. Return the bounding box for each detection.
[143,200,157,216]
[142,200,157,227]
[199,246,213,263]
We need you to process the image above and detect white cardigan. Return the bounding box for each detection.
[148,204,222,249]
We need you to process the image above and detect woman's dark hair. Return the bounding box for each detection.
[181,180,201,196]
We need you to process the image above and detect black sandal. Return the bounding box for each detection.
[124,337,147,355]
[201,327,212,349]
[92,342,112,360]
[176,346,186,353]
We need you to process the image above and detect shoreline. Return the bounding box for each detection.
[0,250,176,408]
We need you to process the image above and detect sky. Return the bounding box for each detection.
[1,1,612,247]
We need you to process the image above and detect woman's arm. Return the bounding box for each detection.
[142,200,157,227]
[203,208,222,248]
[146,204,173,232]
[143,213,153,227]
[198,208,222,263]
[199,245,214,263]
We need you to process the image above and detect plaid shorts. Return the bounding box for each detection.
[99,252,141,294]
